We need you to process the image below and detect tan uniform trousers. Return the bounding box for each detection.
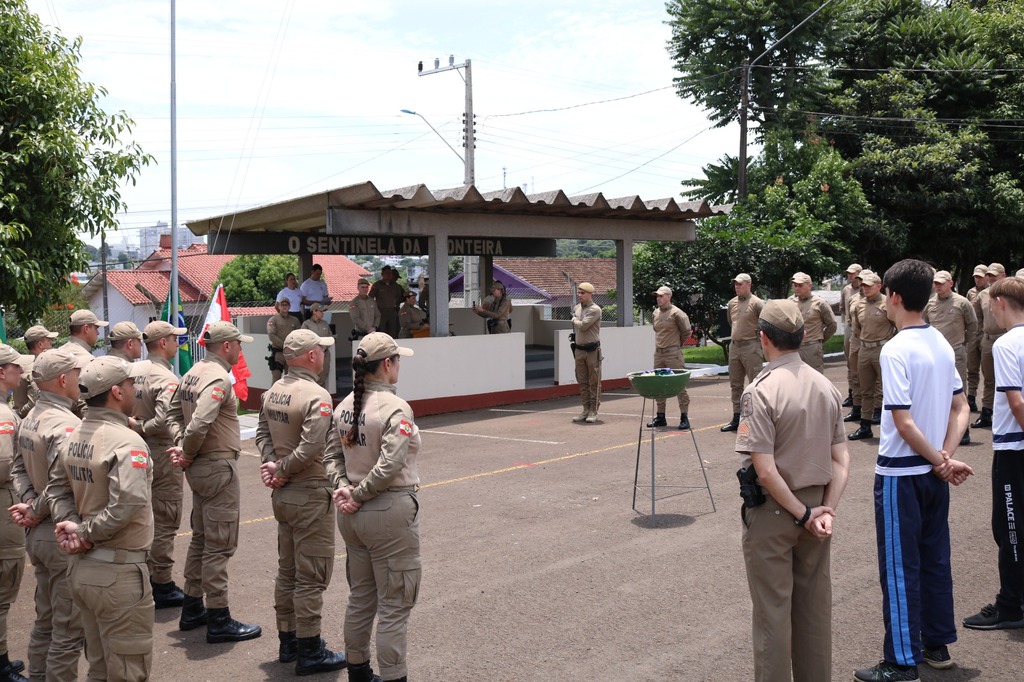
[953,345,967,395]
[378,310,400,339]
[967,333,982,397]
[68,555,153,682]
[0,486,25,657]
[798,341,825,374]
[742,486,831,682]
[340,490,421,681]
[272,483,336,638]
[653,348,690,414]
[574,348,602,415]
[183,457,240,609]
[26,523,83,682]
[847,335,862,405]
[729,339,764,412]
[982,334,1001,410]
[858,344,884,417]
[149,446,183,585]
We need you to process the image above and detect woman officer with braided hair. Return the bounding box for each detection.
[326,332,419,682]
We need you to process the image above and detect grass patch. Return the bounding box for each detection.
[684,334,846,366]
[823,335,844,354]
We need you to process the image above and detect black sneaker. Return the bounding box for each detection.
[922,644,953,670]
[853,661,919,682]
[962,603,1024,630]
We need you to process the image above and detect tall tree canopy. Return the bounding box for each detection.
[219,255,299,303]
[0,0,151,323]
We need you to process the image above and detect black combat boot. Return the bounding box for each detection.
[843,406,862,423]
[179,595,208,631]
[295,636,346,676]
[0,653,27,682]
[678,413,690,431]
[647,412,667,428]
[848,420,874,441]
[871,409,882,425]
[720,413,740,432]
[842,389,853,408]
[205,607,262,643]
[278,631,297,663]
[348,661,383,682]
[960,426,971,446]
[384,678,408,682]
[152,580,185,609]
[968,394,978,412]
[972,407,993,429]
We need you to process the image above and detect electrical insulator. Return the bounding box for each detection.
[417,61,423,73]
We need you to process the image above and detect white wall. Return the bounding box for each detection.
[554,326,656,385]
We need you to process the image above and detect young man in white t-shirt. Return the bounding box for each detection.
[855,259,973,682]
[962,275,1024,631]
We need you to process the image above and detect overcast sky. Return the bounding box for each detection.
[27,0,738,247]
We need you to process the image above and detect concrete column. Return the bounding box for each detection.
[616,239,634,327]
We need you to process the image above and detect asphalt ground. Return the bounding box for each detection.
[7,357,1022,681]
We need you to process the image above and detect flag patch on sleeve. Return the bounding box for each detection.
[165,382,179,394]
[0,422,14,436]
[319,402,332,417]
[211,387,226,401]
[130,450,148,468]
[399,420,413,437]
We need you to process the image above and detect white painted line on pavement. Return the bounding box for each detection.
[420,429,565,445]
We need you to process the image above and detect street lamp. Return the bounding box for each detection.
[400,109,466,166]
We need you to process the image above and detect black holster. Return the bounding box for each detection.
[736,465,766,508]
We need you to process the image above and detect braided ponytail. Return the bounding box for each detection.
[343,348,385,447]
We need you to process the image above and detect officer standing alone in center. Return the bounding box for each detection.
[721,273,764,432]
[571,283,603,424]
[647,286,692,431]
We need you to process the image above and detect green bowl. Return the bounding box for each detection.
[628,370,691,398]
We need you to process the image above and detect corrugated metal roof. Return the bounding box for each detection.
[186,181,728,236]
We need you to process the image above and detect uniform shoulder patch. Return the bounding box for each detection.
[319,402,332,417]
[211,387,226,401]
[130,450,148,468]
[0,421,14,436]
[165,382,179,394]
[399,419,413,437]
[740,392,754,418]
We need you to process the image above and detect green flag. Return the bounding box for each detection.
[0,311,6,343]
[160,289,193,374]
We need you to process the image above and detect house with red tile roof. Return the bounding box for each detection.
[448,258,618,314]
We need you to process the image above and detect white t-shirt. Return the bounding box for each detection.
[993,324,1024,450]
[300,277,329,305]
[276,286,304,310]
[877,324,962,476]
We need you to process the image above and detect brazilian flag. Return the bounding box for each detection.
[160,290,193,374]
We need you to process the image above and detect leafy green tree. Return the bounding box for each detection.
[0,0,151,324]
[219,255,298,302]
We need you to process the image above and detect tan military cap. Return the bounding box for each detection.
[653,285,672,296]
[23,325,58,344]
[357,332,413,363]
[933,270,953,284]
[0,344,33,369]
[846,263,863,274]
[357,278,371,286]
[203,321,253,345]
[988,263,1006,276]
[143,320,187,342]
[857,270,881,286]
[33,349,91,383]
[759,299,803,334]
[283,329,335,359]
[79,356,148,400]
[69,309,108,327]
[973,264,989,277]
[108,321,143,341]
[577,282,595,293]
[733,273,752,284]
[791,272,812,285]
[309,303,324,312]
[275,297,292,307]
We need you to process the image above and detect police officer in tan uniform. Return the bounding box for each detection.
[472,281,512,334]
[106,321,143,361]
[0,346,32,682]
[301,303,334,389]
[735,299,850,682]
[47,356,153,682]
[349,278,380,339]
[8,349,89,681]
[647,286,692,431]
[167,321,262,643]
[721,273,764,432]
[398,293,427,339]
[848,270,896,440]
[370,266,405,339]
[966,264,989,412]
[972,263,1008,429]
[924,270,978,445]
[790,272,838,374]
[13,326,57,419]
[571,283,603,424]
[133,321,188,609]
[63,310,107,357]
[268,299,302,383]
[328,332,419,682]
[256,329,346,676]
[839,264,863,407]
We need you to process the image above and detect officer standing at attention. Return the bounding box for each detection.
[8,349,89,681]
[848,270,896,440]
[966,264,989,412]
[924,270,978,445]
[167,321,262,644]
[972,263,1008,429]
[735,300,851,682]
[132,321,189,609]
[256,329,347,676]
[398,292,427,339]
[62,309,107,357]
[790,272,837,374]
[106,321,143,361]
[647,285,692,431]
[0,345,32,682]
[571,282,603,424]
[268,299,302,383]
[47,357,153,682]
[839,264,863,407]
[370,266,405,339]
[349,278,380,339]
[328,332,419,682]
[301,303,334,389]
[721,273,764,432]
[13,326,57,419]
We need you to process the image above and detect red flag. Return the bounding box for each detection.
[200,284,251,402]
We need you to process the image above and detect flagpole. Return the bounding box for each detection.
[169,0,180,374]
